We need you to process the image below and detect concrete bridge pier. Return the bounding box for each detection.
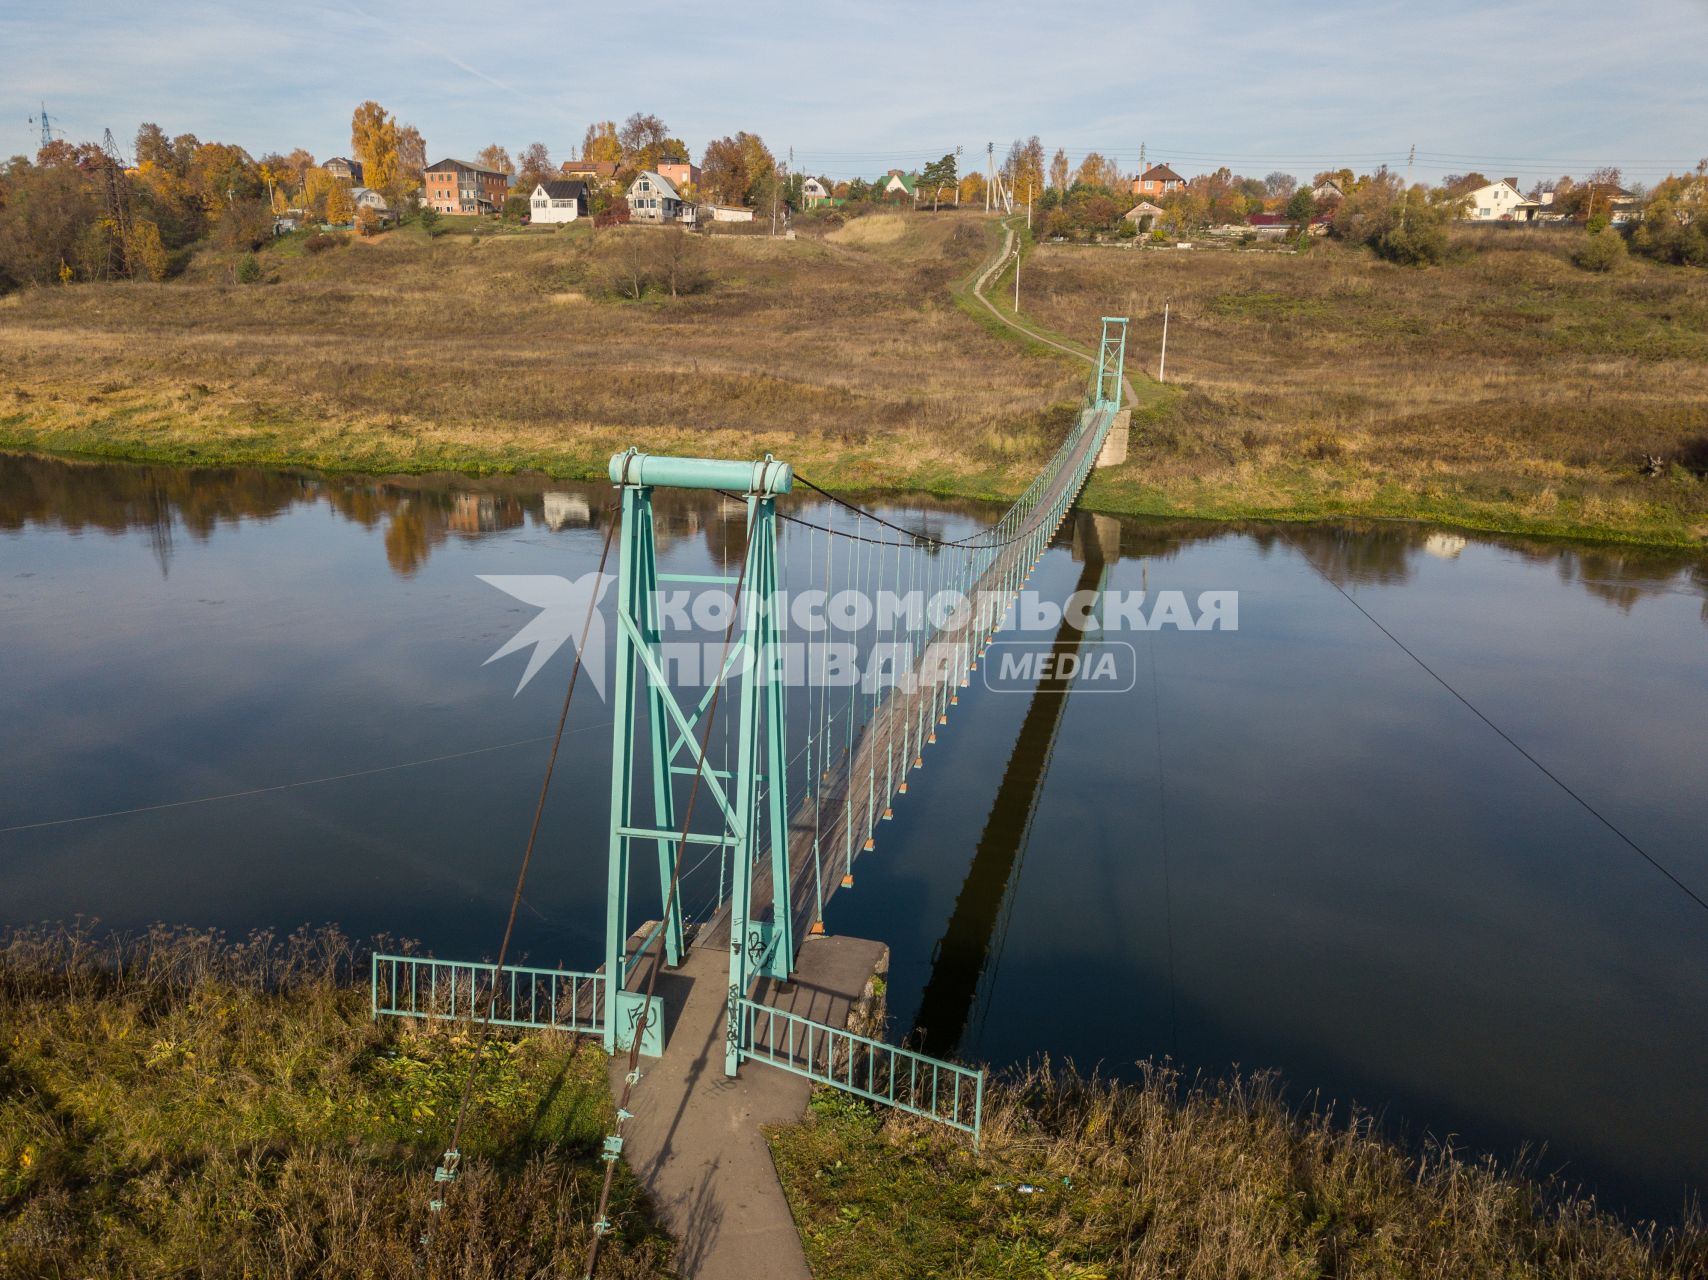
[1094,408,1130,468]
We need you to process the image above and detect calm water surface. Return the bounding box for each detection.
[2,452,1705,1220]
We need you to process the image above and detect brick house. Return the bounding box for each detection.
[423,158,508,215]
[1131,164,1185,197]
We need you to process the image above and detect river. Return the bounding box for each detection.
[1,451,1704,1221]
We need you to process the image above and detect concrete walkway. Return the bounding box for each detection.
[610,932,888,1280]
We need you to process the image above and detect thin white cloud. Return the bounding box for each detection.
[3,0,1703,180]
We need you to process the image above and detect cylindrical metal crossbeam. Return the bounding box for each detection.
[609,448,794,495]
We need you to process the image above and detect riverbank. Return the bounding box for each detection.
[0,925,670,1278]
[4,926,1700,1278]
[769,1070,1706,1279]
[1,212,1704,549]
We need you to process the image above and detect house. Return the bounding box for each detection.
[801,177,830,208]
[423,159,508,215]
[1247,211,1332,238]
[351,187,390,214]
[875,170,917,202]
[323,156,364,185]
[561,159,621,185]
[1131,164,1185,197]
[655,160,701,191]
[1459,179,1528,221]
[1310,179,1345,204]
[528,179,588,224]
[1123,200,1164,231]
[626,170,684,222]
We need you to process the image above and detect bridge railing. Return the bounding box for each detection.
[734,997,985,1141]
[371,953,604,1035]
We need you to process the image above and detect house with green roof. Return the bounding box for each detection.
[875,169,917,203]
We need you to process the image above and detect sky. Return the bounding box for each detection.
[5,0,1707,187]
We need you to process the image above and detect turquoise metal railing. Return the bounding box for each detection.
[371,953,604,1034]
[734,997,985,1141]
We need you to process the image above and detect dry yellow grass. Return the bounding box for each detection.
[1031,236,1708,545]
[0,214,1083,500]
[2,215,1705,545]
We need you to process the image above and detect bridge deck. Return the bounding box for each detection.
[703,406,1111,959]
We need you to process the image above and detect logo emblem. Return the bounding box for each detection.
[478,572,615,696]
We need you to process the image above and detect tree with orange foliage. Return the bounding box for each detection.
[351,101,401,198]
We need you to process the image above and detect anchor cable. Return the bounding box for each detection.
[1284,533,1708,918]
[420,504,620,1250]
[583,514,757,1280]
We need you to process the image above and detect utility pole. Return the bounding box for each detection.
[1406,142,1415,192]
[955,144,962,206]
[986,142,994,213]
[1158,300,1170,384]
[1013,244,1020,310]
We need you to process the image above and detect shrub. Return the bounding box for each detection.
[1378,217,1449,266]
[418,207,441,237]
[303,233,339,255]
[236,252,262,284]
[1574,229,1628,272]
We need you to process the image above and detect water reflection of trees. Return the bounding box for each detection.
[1,455,1702,623]
[0,454,608,578]
[1096,513,1707,627]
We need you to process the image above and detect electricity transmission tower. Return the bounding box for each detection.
[98,128,134,277]
[28,102,61,150]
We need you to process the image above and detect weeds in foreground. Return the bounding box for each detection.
[770,1063,1706,1279]
[0,922,668,1279]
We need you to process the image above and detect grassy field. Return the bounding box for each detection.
[0,214,1084,504]
[0,925,669,1279]
[1026,232,1708,546]
[771,1068,1706,1280]
[0,213,1704,546]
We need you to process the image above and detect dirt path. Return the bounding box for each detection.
[965,217,1142,410]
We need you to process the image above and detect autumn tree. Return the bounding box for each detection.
[125,218,170,280]
[618,113,668,164]
[700,132,775,208]
[1631,164,1708,265]
[1001,136,1046,205]
[0,161,100,284]
[351,101,401,195]
[1075,152,1121,190]
[582,122,621,165]
[326,183,355,224]
[475,144,514,176]
[395,125,426,184]
[134,123,174,169]
[958,171,986,206]
[1049,148,1070,192]
[1263,171,1297,199]
[516,142,554,187]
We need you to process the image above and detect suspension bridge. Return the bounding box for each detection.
[370,311,1132,1276]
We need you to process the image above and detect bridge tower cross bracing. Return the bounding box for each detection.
[603,449,796,1067]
